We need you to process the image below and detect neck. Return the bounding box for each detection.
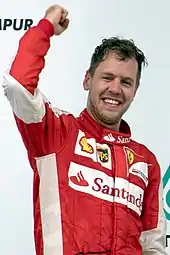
[87,108,121,132]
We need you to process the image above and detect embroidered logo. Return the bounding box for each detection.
[103,133,115,142]
[70,171,89,186]
[68,162,144,215]
[97,147,109,163]
[79,137,94,154]
[126,149,134,165]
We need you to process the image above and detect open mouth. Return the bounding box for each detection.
[102,98,122,106]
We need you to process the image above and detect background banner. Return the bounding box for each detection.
[0,0,169,254]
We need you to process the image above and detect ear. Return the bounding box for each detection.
[83,71,92,91]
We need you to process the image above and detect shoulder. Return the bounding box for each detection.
[52,107,72,117]
[130,138,159,165]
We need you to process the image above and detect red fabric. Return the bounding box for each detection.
[38,19,54,38]
[6,21,163,255]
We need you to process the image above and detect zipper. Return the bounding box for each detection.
[111,144,117,254]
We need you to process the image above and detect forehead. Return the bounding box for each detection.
[95,53,138,79]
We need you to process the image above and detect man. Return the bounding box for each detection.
[2,4,167,255]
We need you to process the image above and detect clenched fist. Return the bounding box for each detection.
[45,5,69,35]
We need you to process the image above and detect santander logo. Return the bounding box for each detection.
[103,133,115,142]
[70,171,89,186]
[103,134,130,143]
[117,136,130,144]
[92,177,143,211]
[69,162,144,215]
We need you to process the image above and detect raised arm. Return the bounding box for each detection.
[2,5,71,158]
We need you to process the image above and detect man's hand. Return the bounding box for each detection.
[45,5,69,35]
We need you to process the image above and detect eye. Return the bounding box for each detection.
[121,80,132,87]
[102,76,112,81]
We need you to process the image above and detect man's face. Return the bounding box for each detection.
[83,52,138,127]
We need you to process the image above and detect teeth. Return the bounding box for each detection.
[104,99,119,105]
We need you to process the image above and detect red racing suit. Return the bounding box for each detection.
[2,19,167,255]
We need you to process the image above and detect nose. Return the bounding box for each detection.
[108,78,121,94]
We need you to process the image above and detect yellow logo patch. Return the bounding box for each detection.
[126,149,134,165]
[97,148,109,163]
[80,137,94,154]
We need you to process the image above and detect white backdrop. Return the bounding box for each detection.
[0,0,170,254]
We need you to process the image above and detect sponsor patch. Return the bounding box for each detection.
[96,143,112,169]
[68,162,144,215]
[126,149,134,165]
[80,137,94,154]
[103,133,115,142]
[74,130,97,162]
[129,162,148,186]
[97,148,109,163]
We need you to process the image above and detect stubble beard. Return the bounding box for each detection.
[88,96,123,126]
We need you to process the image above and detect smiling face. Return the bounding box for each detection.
[83,52,138,130]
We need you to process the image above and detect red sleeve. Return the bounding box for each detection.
[10,19,54,94]
[2,19,71,158]
[139,152,167,254]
